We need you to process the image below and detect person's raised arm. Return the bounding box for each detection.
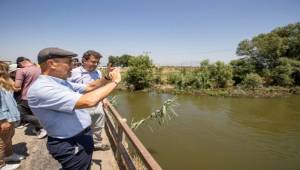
[75,68,121,109]
[84,65,115,92]
[84,77,109,92]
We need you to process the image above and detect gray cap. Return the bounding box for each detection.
[37,47,77,64]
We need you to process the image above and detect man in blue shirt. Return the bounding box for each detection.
[69,50,110,151]
[28,47,121,170]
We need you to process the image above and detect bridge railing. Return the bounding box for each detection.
[104,102,162,170]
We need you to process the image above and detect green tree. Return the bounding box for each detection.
[242,73,264,90]
[108,56,120,66]
[126,55,154,90]
[167,72,181,85]
[108,54,134,67]
[209,61,233,88]
[119,54,134,67]
[236,22,300,78]
[195,59,212,89]
[288,59,300,85]
[271,58,293,86]
[230,58,255,84]
[192,71,211,89]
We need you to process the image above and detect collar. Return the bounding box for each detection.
[79,66,88,73]
[79,66,98,74]
[40,75,68,84]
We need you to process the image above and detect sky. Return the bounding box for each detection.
[0,0,299,66]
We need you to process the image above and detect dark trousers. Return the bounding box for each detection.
[47,127,94,170]
[17,100,42,129]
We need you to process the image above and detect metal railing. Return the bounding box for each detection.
[104,102,162,170]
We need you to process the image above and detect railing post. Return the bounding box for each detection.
[107,102,162,170]
[121,119,128,149]
[115,119,127,169]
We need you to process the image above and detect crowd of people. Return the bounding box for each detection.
[0,47,121,170]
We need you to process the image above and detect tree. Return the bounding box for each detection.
[108,56,120,66]
[236,22,300,76]
[209,61,233,88]
[242,73,264,90]
[288,59,300,85]
[195,59,212,89]
[125,55,154,90]
[236,39,254,56]
[230,58,256,85]
[271,58,293,86]
[108,54,134,67]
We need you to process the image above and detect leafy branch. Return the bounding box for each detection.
[130,97,178,130]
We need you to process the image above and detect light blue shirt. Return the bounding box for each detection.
[0,88,20,122]
[28,75,91,139]
[69,66,102,84]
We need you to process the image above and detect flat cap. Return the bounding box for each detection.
[37,47,77,64]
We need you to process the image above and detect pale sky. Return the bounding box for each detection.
[0,0,299,66]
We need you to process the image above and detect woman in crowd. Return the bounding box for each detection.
[0,61,24,170]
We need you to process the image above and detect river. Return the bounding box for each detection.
[113,91,300,170]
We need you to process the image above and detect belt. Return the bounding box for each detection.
[48,126,91,140]
[73,127,91,138]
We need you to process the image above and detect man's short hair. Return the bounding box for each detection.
[16,57,30,68]
[16,56,30,63]
[82,50,102,61]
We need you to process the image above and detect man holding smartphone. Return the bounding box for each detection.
[28,47,121,170]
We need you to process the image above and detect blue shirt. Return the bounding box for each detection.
[0,88,20,122]
[69,66,102,84]
[28,75,91,139]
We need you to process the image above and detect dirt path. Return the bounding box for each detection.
[12,126,119,170]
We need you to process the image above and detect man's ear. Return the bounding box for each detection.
[19,61,25,68]
[47,59,56,69]
[82,58,86,64]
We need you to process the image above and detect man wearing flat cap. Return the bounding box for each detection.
[27,47,121,170]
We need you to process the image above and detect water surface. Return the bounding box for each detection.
[113,91,300,170]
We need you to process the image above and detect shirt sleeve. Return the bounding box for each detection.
[15,69,24,81]
[68,81,86,93]
[28,82,82,113]
[15,69,24,87]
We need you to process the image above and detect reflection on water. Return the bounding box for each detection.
[113,91,300,170]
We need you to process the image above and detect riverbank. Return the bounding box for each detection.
[117,83,300,97]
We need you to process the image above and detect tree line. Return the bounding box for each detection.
[108,22,300,91]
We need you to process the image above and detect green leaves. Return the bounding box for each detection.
[236,22,300,71]
[235,22,300,86]
[108,54,134,67]
[126,55,154,90]
[130,97,178,130]
[242,73,264,90]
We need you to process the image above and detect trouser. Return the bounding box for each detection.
[17,100,43,130]
[47,127,94,170]
[0,121,15,168]
[89,103,105,146]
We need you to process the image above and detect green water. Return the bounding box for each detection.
[113,91,300,170]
